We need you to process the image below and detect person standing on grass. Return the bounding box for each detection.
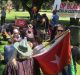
[50,10,59,27]
[1,7,6,25]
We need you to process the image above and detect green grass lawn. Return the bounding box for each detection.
[6,11,30,20]
[0,10,71,27]
[0,10,80,75]
[0,10,70,21]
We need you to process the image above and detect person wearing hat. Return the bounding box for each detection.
[3,37,36,75]
[14,38,33,60]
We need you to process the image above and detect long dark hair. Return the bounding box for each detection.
[41,14,49,29]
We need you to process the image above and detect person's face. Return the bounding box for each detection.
[57,26,64,35]
[42,18,46,22]
[13,31,19,37]
[25,30,31,37]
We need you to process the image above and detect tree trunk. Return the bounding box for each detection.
[21,0,44,19]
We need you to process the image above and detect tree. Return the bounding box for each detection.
[20,0,46,19]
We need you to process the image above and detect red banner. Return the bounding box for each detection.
[60,2,80,10]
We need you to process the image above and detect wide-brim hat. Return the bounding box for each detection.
[14,38,32,59]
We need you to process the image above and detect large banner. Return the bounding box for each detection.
[58,2,80,18]
[33,30,71,75]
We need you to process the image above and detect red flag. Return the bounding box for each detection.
[33,30,71,75]
[15,19,26,27]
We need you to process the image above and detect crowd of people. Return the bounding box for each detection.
[0,4,80,75]
[0,7,65,74]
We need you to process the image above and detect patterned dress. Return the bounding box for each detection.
[3,58,34,75]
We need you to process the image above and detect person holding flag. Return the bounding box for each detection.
[33,25,72,75]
